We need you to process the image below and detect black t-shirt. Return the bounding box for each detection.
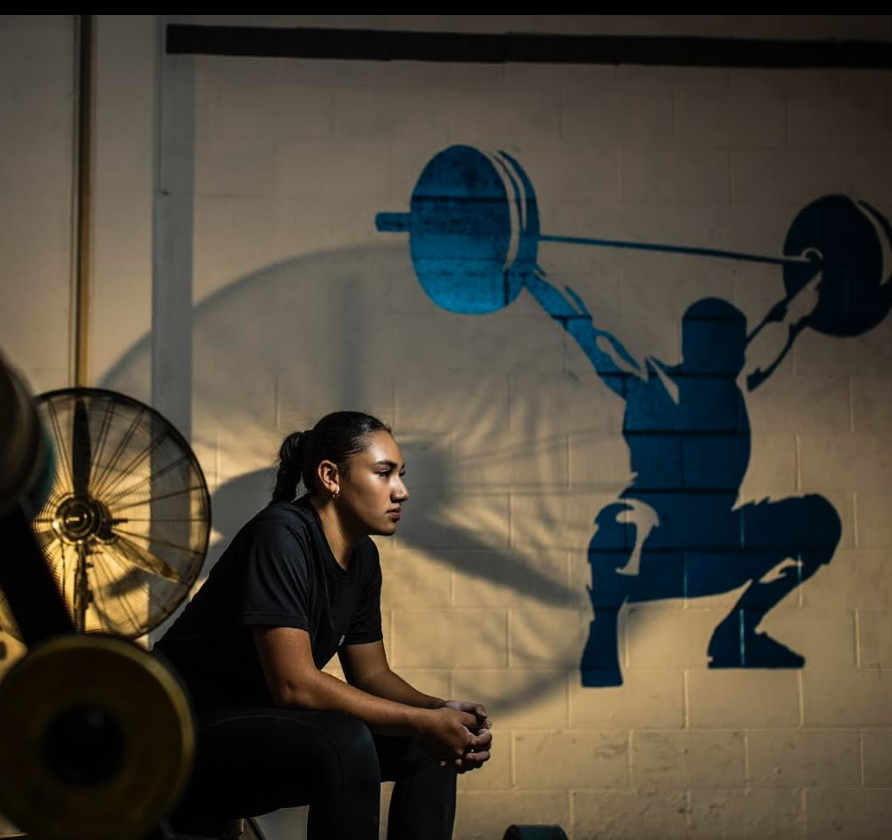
[155,496,383,710]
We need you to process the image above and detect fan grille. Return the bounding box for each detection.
[1,388,210,639]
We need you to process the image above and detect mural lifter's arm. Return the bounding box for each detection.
[746,270,821,391]
[524,269,642,397]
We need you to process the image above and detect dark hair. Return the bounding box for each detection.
[271,411,392,503]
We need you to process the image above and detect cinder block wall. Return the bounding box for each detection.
[0,15,74,394]
[0,14,75,676]
[3,15,892,840]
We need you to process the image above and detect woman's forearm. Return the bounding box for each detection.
[355,667,445,710]
[277,666,429,736]
[276,668,484,764]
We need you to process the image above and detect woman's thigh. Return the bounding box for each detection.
[175,707,381,819]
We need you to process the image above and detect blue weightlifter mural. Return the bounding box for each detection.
[377,145,892,687]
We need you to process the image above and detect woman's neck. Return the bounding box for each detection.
[310,496,361,569]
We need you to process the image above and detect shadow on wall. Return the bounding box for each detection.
[214,460,573,609]
[376,144,892,687]
[101,145,892,698]
[102,243,594,714]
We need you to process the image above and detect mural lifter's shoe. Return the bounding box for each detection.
[708,630,805,669]
[581,668,623,688]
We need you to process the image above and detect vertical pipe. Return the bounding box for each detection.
[71,14,93,388]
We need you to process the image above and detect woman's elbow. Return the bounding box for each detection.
[267,676,318,709]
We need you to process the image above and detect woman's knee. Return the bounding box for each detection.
[324,712,376,752]
[315,712,380,784]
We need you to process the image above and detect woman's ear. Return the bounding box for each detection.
[316,459,340,498]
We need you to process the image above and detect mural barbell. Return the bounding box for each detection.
[377,144,892,388]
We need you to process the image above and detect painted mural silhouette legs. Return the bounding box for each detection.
[580,503,634,687]
[707,565,809,669]
[581,610,624,687]
[707,494,841,668]
[581,495,842,684]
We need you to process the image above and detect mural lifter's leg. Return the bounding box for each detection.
[708,565,807,668]
[581,503,635,687]
[707,495,841,668]
[582,604,625,687]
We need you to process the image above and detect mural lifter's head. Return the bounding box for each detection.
[681,298,747,375]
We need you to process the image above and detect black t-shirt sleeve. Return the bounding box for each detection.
[237,519,311,631]
[344,543,383,645]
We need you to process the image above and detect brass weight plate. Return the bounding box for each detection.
[0,634,193,840]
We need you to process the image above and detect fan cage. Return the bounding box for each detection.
[1,388,211,640]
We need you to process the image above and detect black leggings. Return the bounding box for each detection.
[170,707,457,840]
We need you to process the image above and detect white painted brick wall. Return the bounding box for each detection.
[747,729,861,787]
[0,16,73,393]
[3,15,892,840]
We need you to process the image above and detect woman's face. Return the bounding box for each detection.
[337,430,409,537]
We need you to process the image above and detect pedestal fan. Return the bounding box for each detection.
[1,387,210,640]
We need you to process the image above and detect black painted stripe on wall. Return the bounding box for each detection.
[166,24,892,69]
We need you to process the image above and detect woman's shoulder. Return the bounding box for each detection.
[238,499,316,544]
[355,532,379,555]
[356,535,382,576]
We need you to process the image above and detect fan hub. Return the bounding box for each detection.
[52,496,107,544]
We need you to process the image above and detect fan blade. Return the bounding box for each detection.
[112,532,181,582]
[71,397,92,498]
